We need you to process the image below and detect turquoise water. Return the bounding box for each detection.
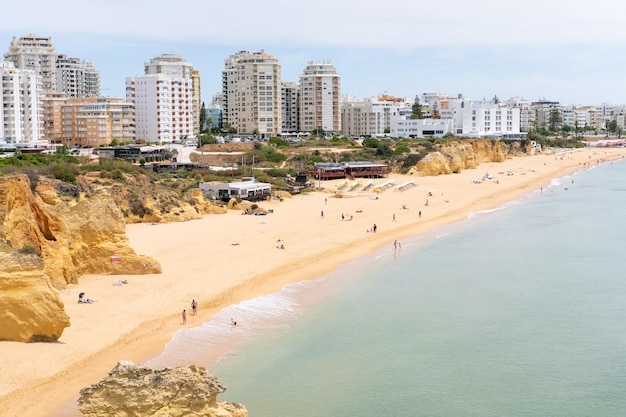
[56,158,626,416]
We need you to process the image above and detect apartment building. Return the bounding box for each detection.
[55,54,100,98]
[126,54,195,143]
[341,95,407,137]
[281,81,299,133]
[191,69,201,134]
[505,97,535,132]
[222,50,282,137]
[298,61,340,135]
[43,96,134,147]
[4,35,57,96]
[392,97,521,138]
[0,61,43,143]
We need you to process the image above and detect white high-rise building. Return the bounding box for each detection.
[298,61,340,135]
[145,54,194,78]
[4,34,57,96]
[144,54,201,135]
[126,74,194,143]
[56,54,100,98]
[0,61,43,143]
[222,50,282,137]
[125,54,195,143]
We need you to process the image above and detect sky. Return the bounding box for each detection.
[4,0,626,107]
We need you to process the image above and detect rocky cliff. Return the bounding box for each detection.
[0,175,161,289]
[0,242,70,342]
[78,361,248,417]
[409,139,528,176]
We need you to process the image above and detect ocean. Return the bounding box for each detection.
[57,158,626,416]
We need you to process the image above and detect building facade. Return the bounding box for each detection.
[298,61,340,135]
[43,96,134,147]
[55,54,100,98]
[222,50,282,137]
[340,95,408,137]
[191,69,201,134]
[126,54,195,143]
[281,81,299,133]
[4,34,57,96]
[0,61,43,143]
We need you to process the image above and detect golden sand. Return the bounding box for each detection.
[1,147,624,417]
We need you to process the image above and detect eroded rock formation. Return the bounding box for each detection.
[78,361,248,417]
[409,139,528,176]
[0,175,161,288]
[0,242,70,341]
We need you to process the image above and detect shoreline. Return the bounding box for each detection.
[1,148,625,417]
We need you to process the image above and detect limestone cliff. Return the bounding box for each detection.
[0,175,161,288]
[135,189,227,224]
[78,172,227,224]
[78,361,248,417]
[0,242,70,342]
[409,139,528,176]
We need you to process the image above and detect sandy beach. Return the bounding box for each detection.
[1,147,625,416]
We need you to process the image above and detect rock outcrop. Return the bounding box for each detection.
[78,361,248,417]
[0,242,70,342]
[134,189,227,224]
[0,175,161,289]
[409,139,527,176]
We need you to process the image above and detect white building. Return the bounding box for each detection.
[392,97,521,138]
[55,54,100,98]
[4,34,57,96]
[0,61,43,143]
[341,95,408,137]
[505,97,535,132]
[125,54,195,143]
[145,54,194,78]
[390,118,455,138]
[222,50,282,137]
[299,61,340,135]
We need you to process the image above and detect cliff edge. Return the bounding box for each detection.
[409,138,528,176]
[0,175,161,289]
[0,242,70,341]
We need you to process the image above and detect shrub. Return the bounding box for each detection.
[52,164,77,184]
[18,244,37,255]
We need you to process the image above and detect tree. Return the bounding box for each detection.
[548,107,562,132]
[411,96,423,119]
[199,102,208,133]
[432,101,441,119]
[492,95,500,104]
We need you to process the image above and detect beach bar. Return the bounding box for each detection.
[200,179,272,201]
[313,161,389,181]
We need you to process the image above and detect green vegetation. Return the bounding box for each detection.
[18,244,37,255]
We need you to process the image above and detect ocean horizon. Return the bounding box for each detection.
[53,157,626,416]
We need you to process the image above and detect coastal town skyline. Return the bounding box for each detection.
[4,0,626,107]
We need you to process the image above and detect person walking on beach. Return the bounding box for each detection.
[393,213,396,222]
[182,309,187,325]
[191,299,198,316]
[419,210,422,218]
[373,223,377,233]
[321,210,324,219]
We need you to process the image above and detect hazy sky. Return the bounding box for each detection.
[4,0,626,106]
